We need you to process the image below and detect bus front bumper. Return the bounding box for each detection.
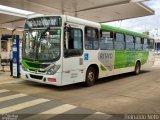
[21,70,62,86]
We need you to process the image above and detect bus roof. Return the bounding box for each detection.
[101,24,149,38]
[27,15,100,29]
[66,15,100,28]
[26,15,150,39]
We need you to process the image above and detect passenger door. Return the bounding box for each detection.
[62,23,84,85]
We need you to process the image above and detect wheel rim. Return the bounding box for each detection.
[88,71,95,82]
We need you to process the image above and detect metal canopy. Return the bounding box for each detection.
[0,0,154,25]
[77,2,154,22]
[0,13,24,24]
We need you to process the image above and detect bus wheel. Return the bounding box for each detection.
[85,67,96,87]
[134,62,141,75]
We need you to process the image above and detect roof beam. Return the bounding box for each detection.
[76,0,129,12]
[1,18,26,24]
[0,10,27,18]
[137,2,155,14]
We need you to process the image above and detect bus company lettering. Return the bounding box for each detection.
[98,51,114,71]
[99,53,113,59]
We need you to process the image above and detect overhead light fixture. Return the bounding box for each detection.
[0,5,35,17]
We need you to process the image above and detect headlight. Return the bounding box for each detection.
[46,64,60,75]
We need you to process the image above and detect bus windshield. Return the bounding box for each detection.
[22,29,61,62]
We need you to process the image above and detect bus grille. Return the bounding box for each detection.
[26,62,49,69]
[30,74,43,80]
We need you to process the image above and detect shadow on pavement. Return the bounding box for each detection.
[23,70,151,91]
[96,70,150,85]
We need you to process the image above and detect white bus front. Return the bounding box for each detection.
[21,16,66,86]
[21,16,85,86]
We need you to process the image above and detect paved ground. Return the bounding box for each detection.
[0,61,160,120]
[0,89,113,120]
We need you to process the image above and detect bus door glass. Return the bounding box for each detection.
[62,23,84,84]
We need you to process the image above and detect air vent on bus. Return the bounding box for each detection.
[30,74,43,80]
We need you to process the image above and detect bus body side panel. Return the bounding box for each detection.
[61,22,85,85]
[62,56,84,85]
[114,50,126,69]
[103,50,149,76]
[83,50,100,78]
[97,50,137,78]
[141,51,154,69]
[113,50,134,75]
[125,51,136,67]
[97,50,115,78]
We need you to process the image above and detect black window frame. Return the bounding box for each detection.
[125,35,135,51]
[85,27,99,50]
[114,33,125,50]
[135,36,143,51]
[64,27,83,58]
[142,38,149,51]
[100,30,114,50]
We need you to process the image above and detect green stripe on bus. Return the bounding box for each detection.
[114,50,149,69]
[101,24,149,38]
[100,64,107,71]
[22,60,42,71]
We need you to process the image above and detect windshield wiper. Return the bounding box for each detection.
[40,27,50,39]
[36,27,50,61]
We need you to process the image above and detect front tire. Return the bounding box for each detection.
[85,67,96,87]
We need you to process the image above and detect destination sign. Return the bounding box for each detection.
[25,16,62,28]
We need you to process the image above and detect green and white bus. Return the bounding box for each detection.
[21,15,155,86]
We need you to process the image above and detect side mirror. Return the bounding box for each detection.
[64,24,71,32]
[64,24,71,50]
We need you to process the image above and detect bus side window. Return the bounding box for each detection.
[64,27,83,57]
[125,35,134,51]
[143,38,148,51]
[85,27,99,50]
[100,30,114,50]
[148,39,154,50]
[135,37,142,51]
[114,33,125,50]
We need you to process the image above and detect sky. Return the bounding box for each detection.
[106,0,160,38]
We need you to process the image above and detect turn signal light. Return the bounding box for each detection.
[48,78,56,82]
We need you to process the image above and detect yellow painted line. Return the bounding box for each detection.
[82,112,112,120]
[24,104,77,120]
[0,94,27,102]
[0,98,50,114]
[0,89,10,93]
